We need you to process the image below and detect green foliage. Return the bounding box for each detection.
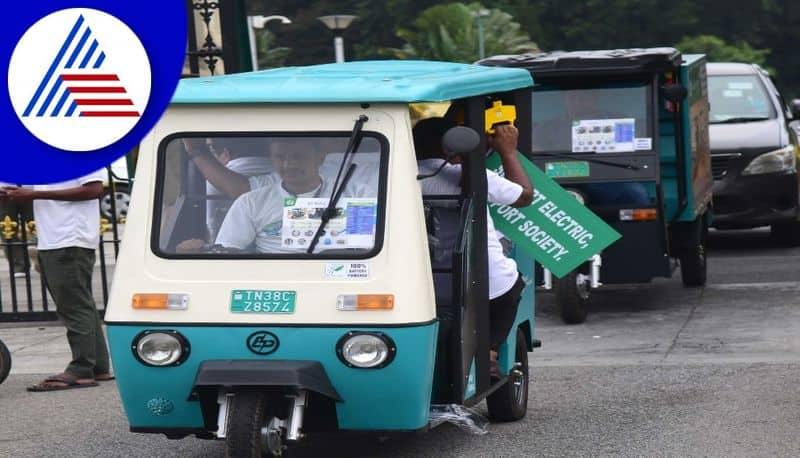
[675,35,770,67]
[255,29,291,69]
[385,2,539,62]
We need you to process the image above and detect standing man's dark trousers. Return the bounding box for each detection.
[0,199,33,273]
[38,247,110,378]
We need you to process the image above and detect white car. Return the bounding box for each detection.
[101,156,132,221]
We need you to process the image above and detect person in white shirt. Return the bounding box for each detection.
[178,138,374,254]
[1,170,112,391]
[203,138,273,240]
[415,117,532,377]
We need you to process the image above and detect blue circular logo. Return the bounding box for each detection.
[2,1,186,184]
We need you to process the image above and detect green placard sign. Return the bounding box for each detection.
[487,153,621,278]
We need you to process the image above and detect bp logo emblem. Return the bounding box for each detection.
[8,8,150,151]
[246,331,280,356]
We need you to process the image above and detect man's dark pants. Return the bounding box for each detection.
[38,247,110,378]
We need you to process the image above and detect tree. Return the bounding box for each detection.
[255,29,291,69]
[386,2,539,63]
[675,34,773,72]
[675,34,770,65]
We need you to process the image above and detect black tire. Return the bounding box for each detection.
[100,183,131,221]
[0,339,10,384]
[680,217,708,287]
[225,390,285,458]
[771,222,800,247]
[554,270,590,324]
[487,328,529,422]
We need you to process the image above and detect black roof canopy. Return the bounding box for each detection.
[478,47,682,78]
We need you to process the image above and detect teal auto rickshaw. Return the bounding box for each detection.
[480,48,712,323]
[104,61,537,456]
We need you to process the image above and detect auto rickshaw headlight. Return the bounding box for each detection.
[132,330,190,367]
[336,332,396,369]
[566,189,586,205]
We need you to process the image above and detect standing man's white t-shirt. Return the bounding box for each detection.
[34,170,106,250]
[418,159,522,299]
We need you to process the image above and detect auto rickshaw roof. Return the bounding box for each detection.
[172,60,533,104]
[478,48,683,77]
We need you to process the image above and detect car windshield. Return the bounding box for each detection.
[154,134,385,258]
[532,84,651,154]
[707,75,775,123]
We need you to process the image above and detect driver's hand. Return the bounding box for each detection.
[176,238,205,253]
[488,124,519,156]
[181,138,207,157]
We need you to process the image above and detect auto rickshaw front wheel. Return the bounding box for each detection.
[554,270,590,324]
[225,390,286,458]
[487,328,529,422]
[0,339,10,384]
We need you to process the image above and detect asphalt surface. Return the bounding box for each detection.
[2,227,800,457]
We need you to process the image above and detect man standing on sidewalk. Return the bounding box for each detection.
[0,170,113,391]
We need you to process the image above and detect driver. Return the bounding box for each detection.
[177,139,339,253]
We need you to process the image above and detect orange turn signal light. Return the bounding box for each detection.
[337,294,394,311]
[132,293,189,310]
[619,208,657,221]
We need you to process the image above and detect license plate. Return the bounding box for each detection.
[230,290,296,314]
[545,161,590,178]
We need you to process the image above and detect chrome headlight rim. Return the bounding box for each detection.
[131,330,191,367]
[741,145,797,176]
[565,188,587,205]
[336,331,396,369]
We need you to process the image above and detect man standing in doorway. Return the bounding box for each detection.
[1,170,113,391]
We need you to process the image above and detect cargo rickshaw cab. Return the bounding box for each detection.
[480,48,712,323]
[103,61,537,456]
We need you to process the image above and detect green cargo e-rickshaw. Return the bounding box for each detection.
[481,48,712,323]
[104,60,538,456]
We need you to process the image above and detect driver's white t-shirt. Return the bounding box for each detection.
[216,173,333,253]
[418,159,523,299]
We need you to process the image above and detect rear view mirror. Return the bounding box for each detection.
[442,126,480,157]
[661,83,688,103]
[790,99,800,119]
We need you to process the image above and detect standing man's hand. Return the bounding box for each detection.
[1,187,36,202]
[488,124,519,156]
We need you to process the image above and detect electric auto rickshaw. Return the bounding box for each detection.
[480,48,713,323]
[104,61,537,456]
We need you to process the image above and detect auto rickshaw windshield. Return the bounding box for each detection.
[531,83,651,154]
[155,134,386,258]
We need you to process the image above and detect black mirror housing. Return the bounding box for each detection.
[442,126,481,158]
[661,83,688,104]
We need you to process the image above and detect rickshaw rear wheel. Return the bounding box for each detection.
[487,328,529,422]
[225,390,286,458]
[0,339,10,384]
[554,270,590,324]
[680,216,708,287]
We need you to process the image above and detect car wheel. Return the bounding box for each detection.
[771,222,800,246]
[100,183,130,221]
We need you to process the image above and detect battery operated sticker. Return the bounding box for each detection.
[572,118,636,153]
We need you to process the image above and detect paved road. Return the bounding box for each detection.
[2,227,800,457]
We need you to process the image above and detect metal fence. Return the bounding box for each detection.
[0,168,127,322]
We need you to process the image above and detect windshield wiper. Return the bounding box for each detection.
[711,116,770,124]
[307,115,368,254]
[533,151,643,171]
